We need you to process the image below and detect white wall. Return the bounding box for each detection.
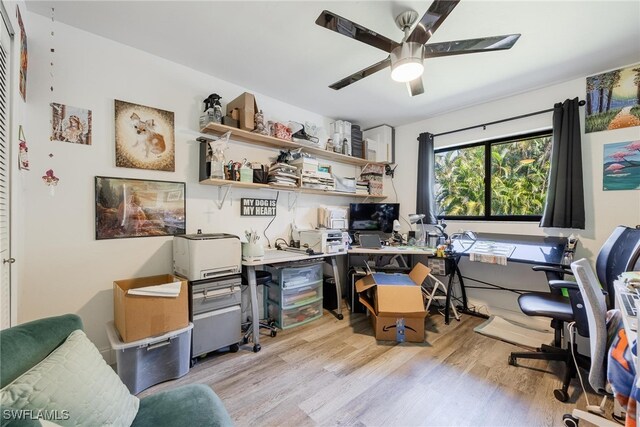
[18,12,362,359]
[393,75,640,324]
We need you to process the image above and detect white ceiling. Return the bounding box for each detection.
[27,1,640,128]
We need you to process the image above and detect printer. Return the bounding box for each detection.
[299,229,349,255]
[173,233,241,281]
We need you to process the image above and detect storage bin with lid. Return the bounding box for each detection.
[106,321,192,394]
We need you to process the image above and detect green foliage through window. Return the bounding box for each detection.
[434,131,552,220]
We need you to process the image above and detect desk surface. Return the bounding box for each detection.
[242,249,346,266]
[451,233,568,266]
[348,246,436,255]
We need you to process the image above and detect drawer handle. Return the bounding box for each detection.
[203,287,237,300]
[147,339,172,351]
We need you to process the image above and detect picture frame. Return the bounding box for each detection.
[95,176,186,240]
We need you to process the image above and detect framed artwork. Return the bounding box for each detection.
[95,176,185,240]
[51,103,92,145]
[603,141,640,191]
[586,63,640,133]
[115,100,175,171]
[16,5,27,102]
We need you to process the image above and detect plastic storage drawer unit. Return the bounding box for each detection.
[267,299,323,329]
[266,262,323,289]
[267,280,323,308]
[106,321,192,394]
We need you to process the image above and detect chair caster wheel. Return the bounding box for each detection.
[229,343,240,353]
[562,414,579,427]
[253,344,261,353]
[337,314,344,320]
[190,358,197,368]
[242,336,249,344]
[270,330,277,337]
[554,388,569,402]
[508,355,517,366]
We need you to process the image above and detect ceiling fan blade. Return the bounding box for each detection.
[316,10,400,53]
[424,34,521,57]
[329,57,391,90]
[406,0,460,45]
[407,78,424,97]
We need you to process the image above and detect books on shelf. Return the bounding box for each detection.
[269,163,300,187]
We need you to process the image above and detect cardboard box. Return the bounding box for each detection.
[226,92,257,131]
[114,274,188,343]
[355,263,429,343]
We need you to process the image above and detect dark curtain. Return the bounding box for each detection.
[540,97,585,229]
[416,132,438,224]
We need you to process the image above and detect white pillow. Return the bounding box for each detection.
[0,330,139,426]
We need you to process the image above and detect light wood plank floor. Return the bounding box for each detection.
[140,308,610,426]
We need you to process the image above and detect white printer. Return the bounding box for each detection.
[173,233,241,281]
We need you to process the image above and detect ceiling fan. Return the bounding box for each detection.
[315,0,521,97]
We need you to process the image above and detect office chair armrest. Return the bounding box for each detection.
[532,265,573,275]
[548,280,579,290]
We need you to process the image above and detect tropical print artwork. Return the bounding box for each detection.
[603,141,640,191]
[585,64,640,133]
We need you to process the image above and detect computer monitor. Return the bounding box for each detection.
[348,203,400,234]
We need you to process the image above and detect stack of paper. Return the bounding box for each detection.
[127,281,182,298]
[268,163,299,187]
[356,180,369,195]
[299,171,335,190]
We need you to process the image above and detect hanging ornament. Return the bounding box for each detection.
[17,125,29,170]
[42,169,59,196]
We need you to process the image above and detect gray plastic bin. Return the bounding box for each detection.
[106,321,193,394]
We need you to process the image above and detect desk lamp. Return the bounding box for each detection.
[408,214,426,246]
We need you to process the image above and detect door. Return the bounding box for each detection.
[0,8,13,329]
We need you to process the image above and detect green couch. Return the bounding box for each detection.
[0,314,233,427]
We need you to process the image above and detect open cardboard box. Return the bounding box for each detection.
[355,263,430,343]
[226,92,258,131]
[114,274,188,343]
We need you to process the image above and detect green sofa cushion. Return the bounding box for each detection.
[0,315,83,388]
[132,384,233,427]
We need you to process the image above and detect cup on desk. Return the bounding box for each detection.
[242,242,264,261]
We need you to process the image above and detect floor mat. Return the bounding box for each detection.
[474,315,554,349]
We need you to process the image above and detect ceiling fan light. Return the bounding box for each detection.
[390,42,424,83]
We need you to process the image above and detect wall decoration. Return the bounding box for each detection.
[586,63,640,133]
[17,125,29,170]
[115,100,175,172]
[16,6,27,102]
[241,198,277,216]
[603,140,640,191]
[50,103,92,145]
[95,176,185,240]
[42,169,59,196]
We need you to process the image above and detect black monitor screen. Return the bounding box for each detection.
[349,203,400,233]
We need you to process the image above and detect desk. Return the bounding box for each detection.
[347,246,468,324]
[242,250,346,352]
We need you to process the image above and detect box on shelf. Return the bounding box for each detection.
[226,92,257,131]
[113,274,188,343]
[291,157,319,173]
[106,321,192,394]
[354,264,429,343]
[334,176,356,193]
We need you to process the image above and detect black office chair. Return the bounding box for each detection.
[509,225,640,402]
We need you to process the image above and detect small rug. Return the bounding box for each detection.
[474,315,554,349]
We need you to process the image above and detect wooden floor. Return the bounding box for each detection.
[140,308,608,426]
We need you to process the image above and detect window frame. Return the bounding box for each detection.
[434,129,553,222]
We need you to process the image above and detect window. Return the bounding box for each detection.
[434,130,552,221]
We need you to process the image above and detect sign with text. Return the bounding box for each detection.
[241,198,277,216]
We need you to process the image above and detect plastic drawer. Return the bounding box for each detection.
[191,277,241,315]
[267,280,323,308]
[267,298,323,329]
[266,263,323,289]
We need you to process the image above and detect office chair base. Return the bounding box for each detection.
[554,389,569,402]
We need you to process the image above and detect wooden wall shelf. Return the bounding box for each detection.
[200,122,383,167]
[199,178,386,199]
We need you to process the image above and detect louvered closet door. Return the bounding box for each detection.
[0,13,11,330]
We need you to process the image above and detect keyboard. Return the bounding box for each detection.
[620,291,639,317]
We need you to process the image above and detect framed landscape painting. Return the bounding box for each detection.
[586,64,640,133]
[95,176,185,240]
[603,141,640,191]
